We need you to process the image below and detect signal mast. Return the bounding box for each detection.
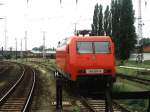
[137,0,142,45]
[136,0,143,63]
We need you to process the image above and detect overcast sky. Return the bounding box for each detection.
[0,0,150,50]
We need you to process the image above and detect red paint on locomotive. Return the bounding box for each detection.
[56,36,116,81]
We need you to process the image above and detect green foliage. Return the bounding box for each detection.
[121,99,148,112]
[91,3,99,36]
[32,46,43,51]
[111,0,137,60]
[32,46,56,51]
[73,106,80,112]
[32,47,39,51]
[4,53,12,59]
[111,0,121,58]
[91,4,106,36]
[139,38,150,47]
[119,0,137,60]
[92,0,137,60]
[98,4,104,35]
[104,5,111,36]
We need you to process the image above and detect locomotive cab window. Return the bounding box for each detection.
[77,42,93,54]
[94,42,110,53]
[77,42,111,54]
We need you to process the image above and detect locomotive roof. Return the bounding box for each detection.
[58,36,113,48]
[70,36,112,41]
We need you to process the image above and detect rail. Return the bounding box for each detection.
[22,67,36,112]
[0,63,36,111]
[0,65,25,103]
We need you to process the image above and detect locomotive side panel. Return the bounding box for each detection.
[56,45,67,73]
[67,39,77,80]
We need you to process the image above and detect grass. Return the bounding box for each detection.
[113,78,148,92]
[118,60,150,68]
[113,78,149,112]
[73,106,81,112]
[115,60,150,112]
[0,82,6,87]
[117,60,150,80]
[117,67,150,80]
[116,99,148,112]
[117,67,139,76]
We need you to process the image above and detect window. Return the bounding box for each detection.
[77,42,93,53]
[94,42,110,53]
[77,41,110,54]
[58,38,69,47]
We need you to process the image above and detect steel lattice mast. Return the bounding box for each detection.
[137,0,142,45]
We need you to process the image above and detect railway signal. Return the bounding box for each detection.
[55,71,63,112]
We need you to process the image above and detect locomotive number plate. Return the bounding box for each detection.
[86,69,104,74]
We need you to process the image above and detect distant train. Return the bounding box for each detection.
[56,36,116,85]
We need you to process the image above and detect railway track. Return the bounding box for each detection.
[77,96,130,112]
[0,62,13,75]
[28,60,56,72]
[117,73,150,85]
[26,61,138,112]
[0,62,23,98]
[0,66,9,75]
[0,64,36,111]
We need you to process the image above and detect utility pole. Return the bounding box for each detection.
[136,0,143,63]
[59,0,78,5]
[4,17,7,51]
[15,38,17,60]
[0,17,7,51]
[138,0,142,44]
[74,23,79,35]
[0,4,6,51]
[20,39,23,59]
[1,47,3,57]
[74,23,77,35]
[25,31,27,61]
[43,31,46,59]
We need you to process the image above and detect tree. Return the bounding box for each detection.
[98,4,104,35]
[111,0,122,58]
[91,0,137,60]
[104,5,111,36]
[139,38,150,47]
[91,3,99,35]
[32,46,43,51]
[32,47,39,51]
[119,0,137,60]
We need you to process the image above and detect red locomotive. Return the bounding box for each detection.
[56,36,116,85]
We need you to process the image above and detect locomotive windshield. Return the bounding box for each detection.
[77,42,93,53]
[77,42,110,54]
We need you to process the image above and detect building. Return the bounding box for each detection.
[143,45,150,53]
